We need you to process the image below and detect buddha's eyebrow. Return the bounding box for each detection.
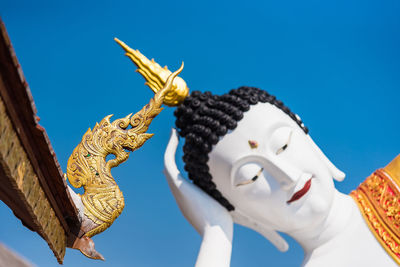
[276,130,293,155]
[248,140,258,149]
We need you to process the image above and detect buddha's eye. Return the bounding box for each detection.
[276,130,293,155]
[235,167,264,187]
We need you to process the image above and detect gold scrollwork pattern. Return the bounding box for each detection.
[66,65,183,238]
[351,169,400,264]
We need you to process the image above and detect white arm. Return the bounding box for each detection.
[164,129,233,267]
[196,224,232,267]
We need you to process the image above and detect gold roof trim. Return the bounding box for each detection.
[0,97,66,263]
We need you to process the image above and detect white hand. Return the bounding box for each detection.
[164,128,233,267]
[163,128,233,236]
[231,209,289,252]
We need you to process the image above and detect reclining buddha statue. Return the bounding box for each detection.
[116,39,399,266]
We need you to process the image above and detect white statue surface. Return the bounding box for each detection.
[164,101,398,267]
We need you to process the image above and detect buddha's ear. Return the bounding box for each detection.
[305,135,345,182]
[231,209,289,252]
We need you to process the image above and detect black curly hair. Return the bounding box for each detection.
[174,86,308,211]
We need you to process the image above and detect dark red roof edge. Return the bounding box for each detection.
[0,18,81,238]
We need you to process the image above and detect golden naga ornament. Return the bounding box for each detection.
[66,61,184,241]
[114,38,189,107]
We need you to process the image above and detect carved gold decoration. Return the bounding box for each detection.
[66,65,183,239]
[0,96,66,263]
[351,160,400,265]
[115,38,189,107]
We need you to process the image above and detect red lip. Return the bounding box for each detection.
[287,179,312,204]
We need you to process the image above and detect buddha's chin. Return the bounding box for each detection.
[311,194,334,214]
[292,195,334,230]
[296,176,335,218]
[278,192,334,232]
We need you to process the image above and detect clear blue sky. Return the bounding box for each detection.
[1,1,399,266]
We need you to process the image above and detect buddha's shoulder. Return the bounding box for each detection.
[383,154,400,182]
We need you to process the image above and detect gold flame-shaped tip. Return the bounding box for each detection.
[114,38,189,107]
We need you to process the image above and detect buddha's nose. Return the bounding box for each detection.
[267,158,303,190]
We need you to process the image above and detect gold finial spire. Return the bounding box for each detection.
[114,38,189,106]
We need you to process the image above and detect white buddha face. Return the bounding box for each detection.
[208,102,342,233]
